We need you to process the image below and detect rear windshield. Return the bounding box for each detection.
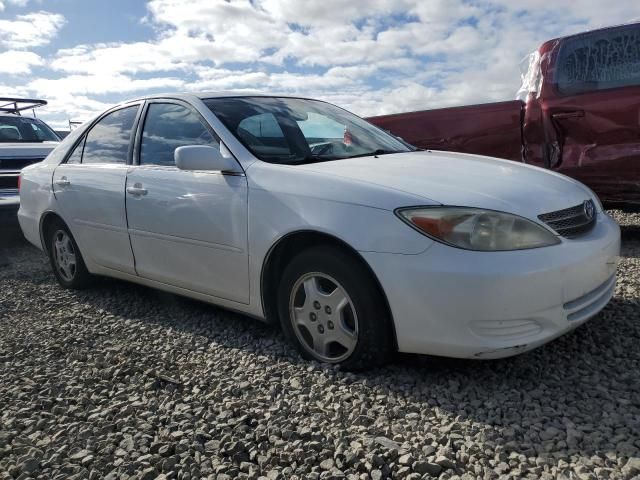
[555,24,640,95]
[0,116,60,142]
[204,96,411,165]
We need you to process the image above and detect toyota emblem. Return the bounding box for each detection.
[583,200,595,220]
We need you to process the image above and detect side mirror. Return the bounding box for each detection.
[174,145,238,172]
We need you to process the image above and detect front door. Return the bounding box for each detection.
[125,101,249,303]
[542,24,640,204]
[52,104,141,274]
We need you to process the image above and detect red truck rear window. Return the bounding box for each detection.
[555,24,640,95]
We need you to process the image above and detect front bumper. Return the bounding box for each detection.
[362,212,621,359]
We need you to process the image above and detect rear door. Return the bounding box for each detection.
[52,104,141,274]
[125,100,249,303]
[541,24,640,204]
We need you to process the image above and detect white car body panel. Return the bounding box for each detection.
[15,161,57,247]
[125,166,249,303]
[363,213,619,356]
[290,151,600,219]
[52,163,135,274]
[18,126,89,249]
[17,92,621,359]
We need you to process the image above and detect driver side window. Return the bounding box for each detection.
[140,103,218,166]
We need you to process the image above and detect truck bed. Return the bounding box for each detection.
[367,100,525,162]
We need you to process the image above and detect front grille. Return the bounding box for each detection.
[0,174,18,190]
[0,156,45,170]
[0,157,45,192]
[538,200,596,238]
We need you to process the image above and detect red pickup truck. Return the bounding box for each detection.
[368,22,640,209]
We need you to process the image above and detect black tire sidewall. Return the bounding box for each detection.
[277,246,393,370]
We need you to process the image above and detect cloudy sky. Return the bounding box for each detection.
[1,0,638,129]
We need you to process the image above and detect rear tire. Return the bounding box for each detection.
[277,245,394,370]
[46,219,92,289]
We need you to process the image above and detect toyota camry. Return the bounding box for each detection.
[18,93,620,369]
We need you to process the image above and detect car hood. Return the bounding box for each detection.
[294,151,597,219]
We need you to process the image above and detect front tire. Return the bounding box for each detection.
[277,246,394,370]
[46,219,92,289]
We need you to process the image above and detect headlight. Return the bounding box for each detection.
[396,207,561,251]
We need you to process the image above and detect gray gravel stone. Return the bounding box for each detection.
[19,457,39,474]
[413,461,441,476]
[623,457,640,476]
[320,458,334,470]
[0,211,638,479]
[435,455,455,469]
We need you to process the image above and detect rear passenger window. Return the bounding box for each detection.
[82,106,138,164]
[556,25,640,95]
[140,103,218,166]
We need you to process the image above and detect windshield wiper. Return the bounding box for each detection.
[344,149,404,159]
[285,154,340,165]
[283,149,408,165]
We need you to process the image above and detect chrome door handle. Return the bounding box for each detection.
[54,177,70,187]
[126,185,148,196]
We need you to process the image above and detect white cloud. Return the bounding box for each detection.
[0,10,65,49]
[0,82,28,98]
[28,74,185,96]
[50,41,194,75]
[34,93,112,129]
[14,72,183,127]
[8,0,640,128]
[0,50,42,74]
[0,0,32,11]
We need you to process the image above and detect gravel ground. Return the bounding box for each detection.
[0,212,639,480]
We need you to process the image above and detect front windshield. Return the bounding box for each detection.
[204,96,412,164]
[0,116,60,142]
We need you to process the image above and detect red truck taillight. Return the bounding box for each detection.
[17,174,21,191]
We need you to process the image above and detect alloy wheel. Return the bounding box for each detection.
[289,272,359,363]
[52,229,77,282]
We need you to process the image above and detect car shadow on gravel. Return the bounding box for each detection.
[620,224,640,241]
[0,226,26,265]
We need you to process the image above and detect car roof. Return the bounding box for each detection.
[119,91,313,106]
[543,20,640,48]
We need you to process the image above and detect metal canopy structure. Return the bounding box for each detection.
[0,97,48,115]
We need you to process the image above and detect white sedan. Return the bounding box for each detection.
[18,93,620,369]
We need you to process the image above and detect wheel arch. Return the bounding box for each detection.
[39,210,66,253]
[260,229,398,350]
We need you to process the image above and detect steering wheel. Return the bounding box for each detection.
[311,141,343,156]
